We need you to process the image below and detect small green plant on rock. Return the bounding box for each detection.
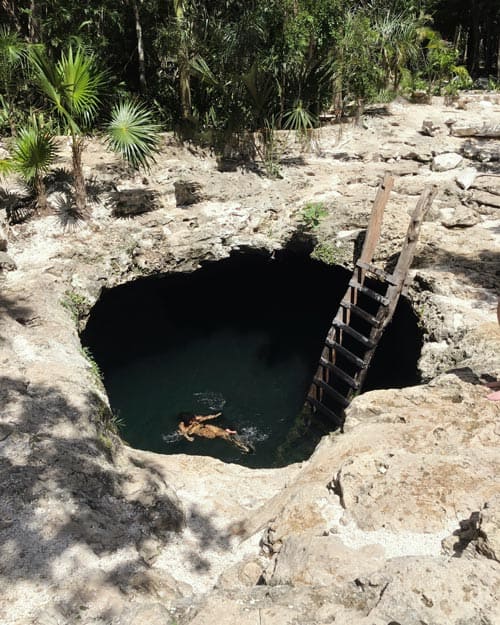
[81,346,103,385]
[311,241,342,265]
[302,201,327,230]
[92,397,124,456]
[61,289,88,324]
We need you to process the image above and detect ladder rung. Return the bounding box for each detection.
[318,361,359,389]
[323,342,366,369]
[356,261,399,285]
[349,280,390,305]
[313,377,350,407]
[340,301,381,326]
[332,320,376,348]
[305,396,343,427]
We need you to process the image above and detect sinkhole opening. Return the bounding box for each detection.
[81,251,423,468]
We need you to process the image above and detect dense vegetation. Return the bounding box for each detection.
[0,0,498,196]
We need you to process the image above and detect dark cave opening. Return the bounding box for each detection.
[81,251,423,468]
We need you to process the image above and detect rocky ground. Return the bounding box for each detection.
[0,94,499,625]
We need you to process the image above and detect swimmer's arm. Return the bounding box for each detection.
[178,422,195,442]
[195,412,222,422]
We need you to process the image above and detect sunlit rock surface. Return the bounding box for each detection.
[0,94,499,624]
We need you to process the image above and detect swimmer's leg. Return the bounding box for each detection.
[229,434,255,454]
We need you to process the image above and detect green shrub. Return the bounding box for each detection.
[302,202,327,229]
[61,289,88,324]
[311,241,341,265]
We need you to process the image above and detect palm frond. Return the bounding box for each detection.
[282,101,317,135]
[31,45,103,133]
[0,157,14,177]
[106,100,161,170]
[189,55,218,86]
[12,117,59,182]
[30,47,70,122]
[57,46,103,126]
[0,26,26,66]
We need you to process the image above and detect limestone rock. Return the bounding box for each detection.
[463,139,500,162]
[450,121,500,138]
[0,251,16,272]
[111,188,158,217]
[0,224,7,251]
[343,556,500,625]
[265,532,384,587]
[124,602,174,625]
[1,97,500,625]
[174,180,205,206]
[473,189,500,209]
[455,166,477,190]
[335,449,499,533]
[471,173,500,195]
[478,494,500,562]
[431,152,463,172]
[421,119,440,136]
[180,557,500,625]
[411,90,431,104]
[440,204,479,228]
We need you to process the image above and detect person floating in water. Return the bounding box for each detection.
[177,412,254,453]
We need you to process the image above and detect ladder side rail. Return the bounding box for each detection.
[391,185,438,286]
[354,185,437,392]
[359,173,394,265]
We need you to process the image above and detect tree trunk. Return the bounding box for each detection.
[174,0,191,120]
[34,174,47,213]
[28,0,40,42]
[132,0,147,93]
[71,139,87,216]
[468,1,481,76]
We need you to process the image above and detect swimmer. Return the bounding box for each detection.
[177,412,254,453]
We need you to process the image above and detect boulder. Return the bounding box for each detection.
[265,532,384,587]
[440,204,479,228]
[431,152,463,172]
[473,189,500,209]
[110,188,158,217]
[455,166,477,190]
[174,180,205,206]
[421,119,440,136]
[462,139,500,162]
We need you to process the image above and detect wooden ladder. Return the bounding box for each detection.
[305,175,437,428]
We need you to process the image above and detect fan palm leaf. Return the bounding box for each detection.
[31,45,103,134]
[12,119,59,182]
[106,100,161,170]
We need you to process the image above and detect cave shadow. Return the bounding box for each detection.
[0,374,235,620]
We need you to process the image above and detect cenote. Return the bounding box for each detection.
[82,251,423,468]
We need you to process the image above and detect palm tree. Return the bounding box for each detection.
[30,45,160,215]
[173,0,192,120]
[373,10,422,90]
[0,114,58,212]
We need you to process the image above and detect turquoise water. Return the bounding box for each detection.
[81,252,422,468]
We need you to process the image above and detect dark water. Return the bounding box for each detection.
[81,252,422,468]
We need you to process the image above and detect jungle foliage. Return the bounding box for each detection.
[0,0,498,145]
